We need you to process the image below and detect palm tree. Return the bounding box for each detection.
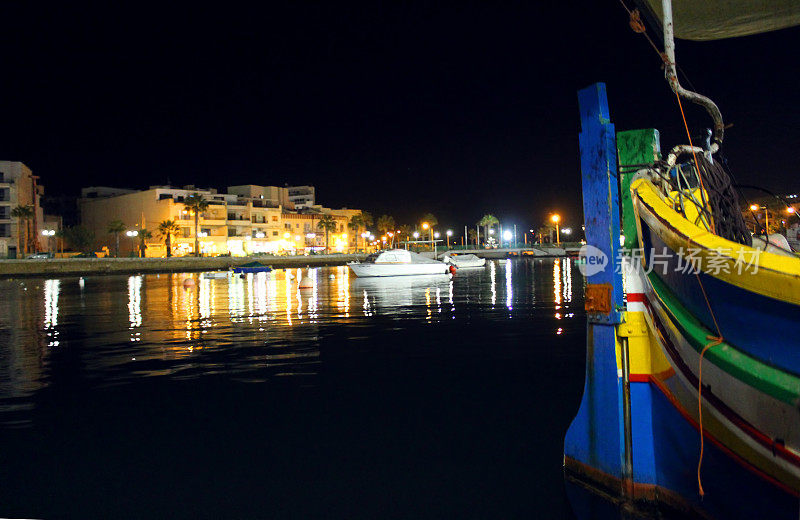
[349,211,373,252]
[397,225,412,249]
[107,220,125,257]
[478,214,499,246]
[317,215,337,254]
[138,229,153,257]
[421,213,438,245]
[376,215,395,245]
[468,228,478,246]
[183,193,209,256]
[158,219,180,257]
[60,226,95,254]
[10,205,33,256]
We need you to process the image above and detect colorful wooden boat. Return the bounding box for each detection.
[565,81,800,520]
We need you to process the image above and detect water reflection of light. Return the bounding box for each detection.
[199,277,211,320]
[44,279,60,328]
[308,269,318,322]
[553,259,562,319]
[505,259,513,310]
[425,287,431,321]
[127,276,142,343]
[337,266,349,317]
[44,279,61,346]
[285,270,293,325]
[448,280,454,311]
[267,273,278,314]
[563,258,573,303]
[228,274,246,319]
[363,289,372,316]
[490,261,496,306]
[253,272,268,319]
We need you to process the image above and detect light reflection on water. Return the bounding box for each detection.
[0,259,582,424]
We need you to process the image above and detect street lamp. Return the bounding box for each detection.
[126,230,138,256]
[750,205,769,234]
[42,229,55,254]
[446,229,452,248]
[550,214,561,245]
[412,231,419,238]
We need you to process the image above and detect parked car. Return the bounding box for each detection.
[27,252,53,259]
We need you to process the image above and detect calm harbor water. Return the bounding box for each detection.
[0,258,601,519]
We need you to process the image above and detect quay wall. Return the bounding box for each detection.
[0,254,367,278]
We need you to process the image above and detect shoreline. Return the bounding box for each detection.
[0,254,368,278]
[0,246,579,278]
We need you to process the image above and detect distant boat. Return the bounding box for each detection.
[442,253,485,269]
[232,261,273,274]
[348,249,451,277]
[202,271,230,279]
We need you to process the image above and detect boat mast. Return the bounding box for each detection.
[661,0,725,153]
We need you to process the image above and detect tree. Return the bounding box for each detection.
[348,211,373,252]
[421,213,438,244]
[107,220,126,257]
[317,215,337,254]
[478,214,499,246]
[60,226,95,253]
[397,225,412,249]
[10,205,33,256]
[158,219,180,257]
[376,215,395,245]
[138,229,153,257]
[468,228,478,246]
[183,193,209,256]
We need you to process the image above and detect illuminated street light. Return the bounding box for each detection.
[502,230,512,241]
[413,231,419,238]
[550,214,561,245]
[434,231,440,239]
[306,233,316,239]
[126,230,138,237]
[788,207,796,214]
[422,222,429,230]
[750,204,759,211]
[283,232,291,239]
[562,228,572,235]
[255,232,265,239]
[488,229,495,235]
[198,232,208,238]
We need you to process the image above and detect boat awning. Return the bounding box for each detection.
[640,0,800,40]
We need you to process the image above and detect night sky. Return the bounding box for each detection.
[1,2,798,233]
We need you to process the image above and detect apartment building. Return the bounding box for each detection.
[0,161,48,258]
[80,184,358,256]
[287,185,315,208]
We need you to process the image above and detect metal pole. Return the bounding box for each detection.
[513,224,517,248]
[620,336,634,498]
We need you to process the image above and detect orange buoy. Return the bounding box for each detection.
[449,265,457,275]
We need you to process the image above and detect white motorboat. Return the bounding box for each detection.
[442,253,485,268]
[348,249,452,277]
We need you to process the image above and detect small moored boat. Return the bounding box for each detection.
[348,249,451,277]
[232,261,273,274]
[442,253,485,269]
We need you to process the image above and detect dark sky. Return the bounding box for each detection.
[1,2,798,233]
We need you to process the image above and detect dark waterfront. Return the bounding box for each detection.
[0,258,596,519]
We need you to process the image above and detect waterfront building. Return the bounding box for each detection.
[79,184,359,256]
[287,185,315,208]
[0,161,51,258]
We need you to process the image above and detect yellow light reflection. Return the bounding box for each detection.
[554,258,562,319]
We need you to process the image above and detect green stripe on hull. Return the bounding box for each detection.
[648,273,800,405]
